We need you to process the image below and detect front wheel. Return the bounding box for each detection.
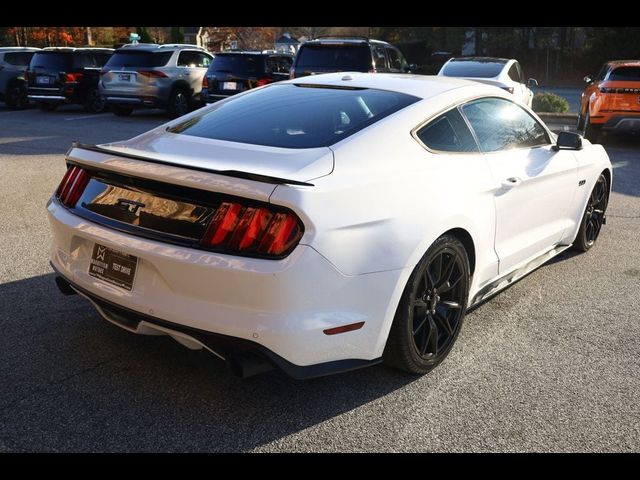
[168,88,191,118]
[573,173,609,252]
[384,234,470,374]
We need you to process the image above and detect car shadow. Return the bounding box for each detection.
[600,132,640,198]
[0,272,418,452]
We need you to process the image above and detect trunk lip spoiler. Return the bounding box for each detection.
[67,141,315,187]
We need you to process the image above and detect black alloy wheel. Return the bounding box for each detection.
[168,88,190,118]
[384,234,470,374]
[84,88,106,113]
[574,173,609,252]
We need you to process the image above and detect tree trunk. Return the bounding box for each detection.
[86,27,93,46]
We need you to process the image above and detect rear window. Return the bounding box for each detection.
[209,54,264,76]
[296,44,372,71]
[105,51,173,68]
[168,83,419,148]
[441,60,505,78]
[4,52,35,66]
[30,52,72,71]
[608,66,640,81]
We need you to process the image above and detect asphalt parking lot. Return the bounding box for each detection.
[1,104,639,452]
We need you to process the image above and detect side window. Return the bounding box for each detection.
[461,97,550,152]
[416,108,479,153]
[4,52,34,66]
[372,45,387,70]
[386,48,402,71]
[199,53,211,68]
[278,56,292,73]
[597,64,609,81]
[507,63,521,83]
[178,51,208,68]
[266,56,278,73]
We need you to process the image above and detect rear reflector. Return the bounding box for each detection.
[56,165,91,207]
[323,322,365,335]
[201,202,303,258]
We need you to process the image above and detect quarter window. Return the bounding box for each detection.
[372,45,387,70]
[417,108,478,153]
[386,48,403,71]
[178,51,210,68]
[507,63,522,83]
[461,97,550,152]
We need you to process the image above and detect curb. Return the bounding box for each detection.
[536,112,578,122]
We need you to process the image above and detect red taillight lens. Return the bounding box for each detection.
[202,76,209,88]
[64,72,84,83]
[56,166,91,207]
[256,77,272,87]
[201,202,303,257]
[501,86,515,94]
[137,70,168,78]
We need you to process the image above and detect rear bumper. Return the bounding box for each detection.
[601,114,640,131]
[103,94,164,109]
[47,198,401,374]
[28,94,67,103]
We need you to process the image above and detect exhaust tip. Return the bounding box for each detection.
[54,276,77,296]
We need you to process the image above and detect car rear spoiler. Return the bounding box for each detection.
[68,141,315,187]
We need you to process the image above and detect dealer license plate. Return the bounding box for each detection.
[88,243,138,291]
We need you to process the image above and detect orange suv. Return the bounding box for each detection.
[579,60,640,142]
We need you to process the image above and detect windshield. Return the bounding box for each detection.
[296,44,371,71]
[441,60,505,78]
[168,83,419,148]
[30,52,72,71]
[105,51,172,68]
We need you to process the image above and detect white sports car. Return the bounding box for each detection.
[48,73,611,379]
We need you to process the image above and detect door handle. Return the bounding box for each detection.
[501,177,522,188]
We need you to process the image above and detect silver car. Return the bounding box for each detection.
[99,44,212,118]
[0,47,40,108]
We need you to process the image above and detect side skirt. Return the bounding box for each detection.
[468,244,572,309]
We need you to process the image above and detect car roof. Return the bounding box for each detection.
[116,43,205,52]
[284,72,506,100]
[0,47,41,52]
[606,60,640,67]
[448,57,511,64]
[40,47,114,53]
[305,37,391,46]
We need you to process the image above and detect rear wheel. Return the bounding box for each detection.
[384,234,470,374]
[168,88,191,118]
[573,173,609,252]
[5,80,28,109]
[83,88,106,113]
[576,112,585,131]
[38,102,57,111]
[583,112,602,143]
[110,105,133,117]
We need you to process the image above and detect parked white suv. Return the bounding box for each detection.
[438,57,538,108]
[100,43,212,118]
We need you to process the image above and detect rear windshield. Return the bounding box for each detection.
[208,54,265,76]
[4,52,35,66]
[296,44,372,71]
[105,51,173,68]
[441,60,505,78]
[168,83,419,148]
[30,52,72,71]
[608,66,640,81]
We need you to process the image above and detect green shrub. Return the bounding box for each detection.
[532,92,570,113]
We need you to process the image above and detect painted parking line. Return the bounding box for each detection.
[64,114,106,121]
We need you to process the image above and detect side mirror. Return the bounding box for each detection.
[553,131,583,151]
[583,75,593,84]
[527,78,538,87]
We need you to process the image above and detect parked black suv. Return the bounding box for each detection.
[201,51,293,102]
[290,37,411,78]
[0,47,40,108]
[27,47,113,112]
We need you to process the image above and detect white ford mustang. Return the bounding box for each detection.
[48,73,612,379]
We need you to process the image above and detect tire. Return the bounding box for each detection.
[167,87,191,118]
[576,112,585,131]
[38,102,58,112]
[5,80,28,109]
[583,112,602,144]
[110,105,134,117]
[573,173,609,252]
[83,87,106,113]
[384,234,470,375]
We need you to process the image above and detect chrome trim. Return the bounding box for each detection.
[28,95,66,101]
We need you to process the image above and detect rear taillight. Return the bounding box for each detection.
[137,70,168,78]
[600,86,640,93]
[256,77,273,87]
[64,72,84,83]
[56,165,91,208]
[202,76,209,88]
[501,86,515,94]
[201,201,303,257]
